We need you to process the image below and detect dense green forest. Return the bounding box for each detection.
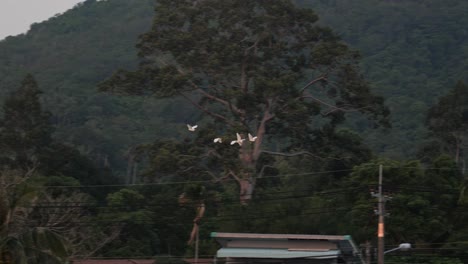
[0,0,467,263]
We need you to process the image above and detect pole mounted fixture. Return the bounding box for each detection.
[384,243,412,254]
[377,164,384,264]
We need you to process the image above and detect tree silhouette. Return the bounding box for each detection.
[0,74,53,171]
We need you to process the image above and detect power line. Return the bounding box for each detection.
[28,205,359,227]
[28,183,465,211]
[26,163,462,189]
[41,168,359,189]
[30,187,365,208]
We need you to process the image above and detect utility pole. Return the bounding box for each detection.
[377,164,384,264]
[195,226,199,264]
[365,241,371,264]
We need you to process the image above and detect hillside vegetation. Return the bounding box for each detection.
[0,0,467,262]
[0,0,466,164]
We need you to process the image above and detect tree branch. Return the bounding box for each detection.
[299,75,328,95]
[204,170,223,182]
[157,55,245,116]
[195,86,245,115]
[253,98,275,161]
[227,170,242,182]
[257,165,276,178]
[178,91,237,127]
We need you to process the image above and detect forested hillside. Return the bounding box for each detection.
[0,0,465,167]
[0,0,467,263]
[0,0,160,177]
[0,0,466,168]
[300,0,468,157]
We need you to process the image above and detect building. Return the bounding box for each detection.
[72,260,156,264]
[211,232,364,264]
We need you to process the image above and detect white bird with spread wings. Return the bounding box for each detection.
[230,133,245,146]
[248,133,257,142]
[187,124,198,131]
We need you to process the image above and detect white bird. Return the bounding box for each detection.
[213,137,222,143]
[187,124,198,131]
[230,133,245,146]
[248,133,257,142]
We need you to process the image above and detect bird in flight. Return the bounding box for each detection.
[248,133,257,142]
[187,124,198,131]
[230,133,245,146]
[214,137,222,143]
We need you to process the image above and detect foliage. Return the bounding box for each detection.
[96,185,195,257]
[0,75,123,260]
[0,0,160,178]
[0,74,53,170]
[0,0,466,260]
[0,74,117,199]
[0,169,69,264]
[0,0,465,170]
[100,0,389,204]
[425,81,468,167]
[153,256,186,264]
[297,0,468,157]
[386,255,463,264]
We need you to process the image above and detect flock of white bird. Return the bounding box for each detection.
[186,124,257,146]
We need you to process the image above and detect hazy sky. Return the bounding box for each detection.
[0,0,86,40]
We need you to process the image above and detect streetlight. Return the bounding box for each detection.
[384,243,411,255]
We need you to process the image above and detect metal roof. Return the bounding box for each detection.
[211,232,349,241]
[217,248,340,259]
[211,232,364,263]
[72,260,155,264]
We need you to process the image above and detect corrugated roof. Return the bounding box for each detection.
[217,248,340,259]
[72,260,155,264]
[211,232,348,241]
[211,232,364,263]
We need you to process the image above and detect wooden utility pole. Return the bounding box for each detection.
[195,227,199,264]
[378,164,384,264]
[365,241,372,264]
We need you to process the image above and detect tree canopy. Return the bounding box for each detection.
[100,0,389,203]
[426,81,468,168]
[0,74,53,170]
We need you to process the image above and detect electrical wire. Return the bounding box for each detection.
[11,163,459,191]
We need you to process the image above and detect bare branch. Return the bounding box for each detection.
[322,105,371,116]
[204,170,223,182]
[299,75,328,95]
[157,54,245,116]
[88,227,122,257]
[301,92,370,115]
[257,165,276,178]
[227,170,242,182]
[202,149,223,159]
[241,37,261,93]
[195,86,245,115]
[178,91,238,127]
[206,170,237,183]
[253,98,275,160]
[187,203,205,245]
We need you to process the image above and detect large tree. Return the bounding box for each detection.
[100,0,389,203]
[0,74,53,171]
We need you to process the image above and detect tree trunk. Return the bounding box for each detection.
[239,178,256,205]
[126,153,135,184]
[238,141,257,204]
